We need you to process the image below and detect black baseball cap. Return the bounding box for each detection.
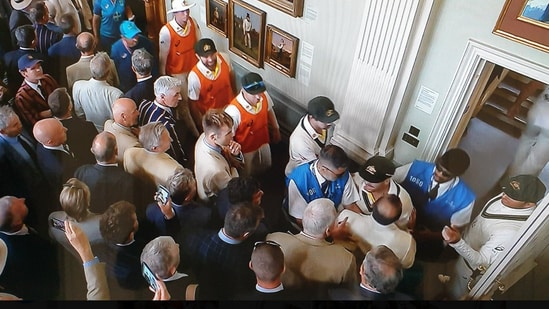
[194,38,217,57]
[358,156,396,183]
[501,174,546,203]
[307,96,339,123]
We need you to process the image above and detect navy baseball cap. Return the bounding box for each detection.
[18,54,42,71]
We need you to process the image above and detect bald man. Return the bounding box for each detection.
[75,131,145,214]
[104,98,142,164]
[33,118,79,192]
[66,32,120,92]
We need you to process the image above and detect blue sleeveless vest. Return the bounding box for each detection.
[286,161,349,208]
[401,160,475,230]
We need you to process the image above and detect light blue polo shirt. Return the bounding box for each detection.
[94,0,126,38]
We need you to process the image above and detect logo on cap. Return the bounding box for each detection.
[365,165,376,175]
[325,109,335,117]
[510,180,521,191]
[203,44,211,52]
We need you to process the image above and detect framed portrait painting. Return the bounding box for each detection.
[494,0,549,53]
[264,25,299,77]
[228,0,266,68]
[259,0,304,17]
[206,0,228,37]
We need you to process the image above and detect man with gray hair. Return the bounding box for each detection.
[266,198,357,295]
[140,236,197,300]
[146,167,211,235]
[329,245,411,300]
[66,32,120,91]
[72,51,123,131]
[124,121,182,188]
[124,48,155,106]
[138,75,186,164]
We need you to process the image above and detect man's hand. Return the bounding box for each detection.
[407,207,417,231]
[271,128,281,144]
[227,140,241,156]
[152,278,171,300]
[329,216,351,241]
[442,225,461,244]
[65,221,94,263]
[154,195,175,220]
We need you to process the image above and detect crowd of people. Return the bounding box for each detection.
[0,0,547,302]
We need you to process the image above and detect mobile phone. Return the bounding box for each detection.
[142,262,159,292]
[50,218,66,232]
[156,185,170,204]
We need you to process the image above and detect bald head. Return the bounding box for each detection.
[91,131,117,163]
[76,32,95,55]
[372,194,402,226]
[112,98,139,127]
[0,196,28,233]
[33,118,67,147]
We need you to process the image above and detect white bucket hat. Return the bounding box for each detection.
[168,0,196,14]
[10,0,33,10]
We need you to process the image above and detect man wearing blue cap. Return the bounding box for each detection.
[110,20,156,92]
[225,72,280,176]
[442,174,546,299]
[14,54,59,131]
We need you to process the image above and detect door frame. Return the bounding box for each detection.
[424,39,549,161]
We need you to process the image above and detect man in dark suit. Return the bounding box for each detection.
[48,87,97,166]
[74,131,149,215]
[181,203,263,299]
[3,24,46,97]
[328,245,412,300]
[47,13,80,87]
[0,196,60,300]
[124,48,155,107]
[0,105,54,233]
[8,0,33,48]
[33,117,78,197]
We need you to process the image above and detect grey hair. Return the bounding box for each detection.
[363,245,403,294]
[0,106,17,131]
[167,168,196,198]
[139,122,166,151]
[131,48,153,76]
[302,198,336,237]
[90,52,111,80]
[140,236,180,279]
[154,76,181,97]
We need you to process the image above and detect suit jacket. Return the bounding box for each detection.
[14,74,59,130]
[328,284,413,300]
[47,35,80,87]
[103,119,142,164]
[66,55,120,91]
[84,262,110,300]
[74,163,149,214]
[3,49,47,96]
[123,76,155,108]
[0,134,55,232]
[0,228,60,300]
[61,117,98,166]
[124,148,182,189]
[36,144,79,195]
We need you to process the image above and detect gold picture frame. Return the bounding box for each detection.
[206,0,228,37]
[494,0,549,53]
[264,24,299,78]
[259,0,304,17]
[228,0,266,68]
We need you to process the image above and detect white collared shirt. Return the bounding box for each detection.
[256,283,284,293]
[0,224,29,236]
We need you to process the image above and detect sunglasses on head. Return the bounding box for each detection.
[253,240,280,250]
[243,80,265,92]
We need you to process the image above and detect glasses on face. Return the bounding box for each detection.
[435,163,454,178]
[253,240,280,251]
[322,165,345,178]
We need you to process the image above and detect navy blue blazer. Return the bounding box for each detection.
[35,144,79,194]
[48,35,81,87]
[124,77,155,108]
[61,117,98,166]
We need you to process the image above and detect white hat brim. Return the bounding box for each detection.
[11,0,33,10]
[167,2,196,14]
